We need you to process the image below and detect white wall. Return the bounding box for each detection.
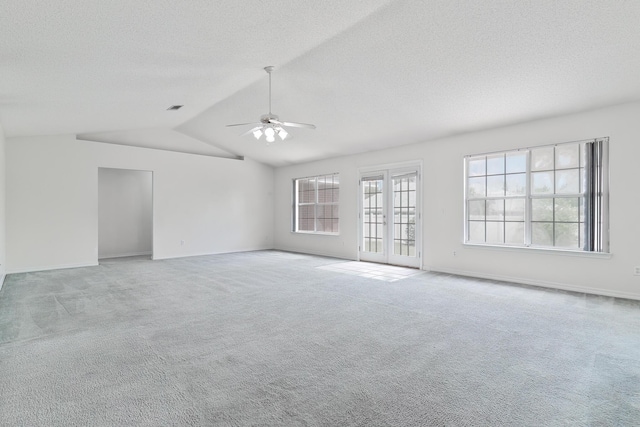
[98,168,153,259]
[275,102,640,299]
[6,135,274,272]
[0,124,6,289]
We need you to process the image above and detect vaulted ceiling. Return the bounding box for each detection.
[2,1,640,166]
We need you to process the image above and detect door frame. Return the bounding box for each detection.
[357,160,422,268]
[97,167,154,263]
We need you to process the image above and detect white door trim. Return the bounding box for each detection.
[358,161,422,268]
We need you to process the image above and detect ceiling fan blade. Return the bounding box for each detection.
[226,122,261,127]
[227,67,317,137]
[281,121,316,129]
[240,126,263,137]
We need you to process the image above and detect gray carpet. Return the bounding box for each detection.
[1,250,639,426]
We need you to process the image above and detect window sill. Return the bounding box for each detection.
[292,231,340,236]
[463,243,612,259]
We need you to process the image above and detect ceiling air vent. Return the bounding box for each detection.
[167,105,183,111]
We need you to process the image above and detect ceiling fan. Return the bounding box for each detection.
[226,66,316,144]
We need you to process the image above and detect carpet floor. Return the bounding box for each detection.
[1,250,639,426]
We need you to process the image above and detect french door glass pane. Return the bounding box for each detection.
[362,178,384,253]
[393,174,416,257]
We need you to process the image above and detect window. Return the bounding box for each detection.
[294,174,339,233]
[465,138,608,252]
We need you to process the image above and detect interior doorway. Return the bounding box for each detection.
[359,165,421,268]
[98,168,153,260]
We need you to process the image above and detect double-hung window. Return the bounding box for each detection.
[294,174,339,234]
[465,138,608,252]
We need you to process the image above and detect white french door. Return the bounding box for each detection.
[359,167,421,268]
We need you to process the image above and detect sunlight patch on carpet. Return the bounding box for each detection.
[317,261,422,282]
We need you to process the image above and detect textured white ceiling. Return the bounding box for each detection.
[2,0,640,166]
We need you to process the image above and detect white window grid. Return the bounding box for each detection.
[464,138,608,252]
[294,174,339,234]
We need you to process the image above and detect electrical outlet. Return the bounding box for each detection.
[453,250,457,256]
[180,240,185,246]
[634,266,640,276]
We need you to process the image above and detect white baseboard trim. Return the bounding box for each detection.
[0,273,5,292]
[98,251,152,260]
[274,246,355,261]
[152,246,275,261]
[7,262,99,275]
[424,266,640,301]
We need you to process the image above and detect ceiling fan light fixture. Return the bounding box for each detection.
[226,66,316,144]
[264,127,275,139]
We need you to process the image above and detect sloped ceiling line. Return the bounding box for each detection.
[2,1,640,166]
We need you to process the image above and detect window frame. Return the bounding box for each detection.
[464,138,609,253]
[293,173,340,235]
